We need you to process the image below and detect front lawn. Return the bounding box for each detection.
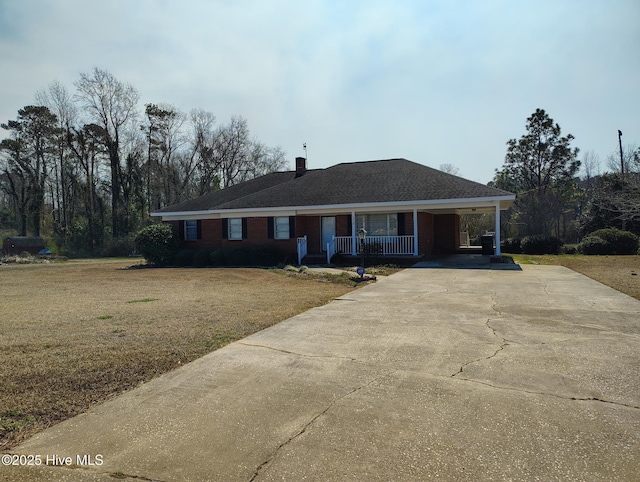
[0,259,356,450]
[511,254,640,301]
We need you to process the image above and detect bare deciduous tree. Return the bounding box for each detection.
[439,163,460,176]
[75,67,140,237]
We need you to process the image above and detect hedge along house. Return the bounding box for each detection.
[152,158,515,264]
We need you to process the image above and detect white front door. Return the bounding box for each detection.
[321,217,336,252]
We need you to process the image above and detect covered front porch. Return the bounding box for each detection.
[296,201,507,265]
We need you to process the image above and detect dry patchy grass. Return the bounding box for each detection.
[512,254,640,301]
[0,259,355,449]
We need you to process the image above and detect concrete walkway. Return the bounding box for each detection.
[4,265,639,481]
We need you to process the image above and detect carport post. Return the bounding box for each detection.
[413,208,418,256]
[494,203,501,256]
[351,211,357,256]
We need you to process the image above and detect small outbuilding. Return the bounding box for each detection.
[2,236,47,256]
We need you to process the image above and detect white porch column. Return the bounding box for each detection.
[351,211,357,256]
[413,208,419,256]
[495,203,501,256]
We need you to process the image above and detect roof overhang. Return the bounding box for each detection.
[152,195,515,221]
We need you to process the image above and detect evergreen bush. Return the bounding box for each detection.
[175,249,196,266]
[193,249,212,267]
[253,244,284,266]
[588,228,638,255]
[577,236,609,255]
[209,249,226,266]
[134,223,179,266]
[501,238,522,254]
[520,234,564,255]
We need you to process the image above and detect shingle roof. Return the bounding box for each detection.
[156,158,513,213]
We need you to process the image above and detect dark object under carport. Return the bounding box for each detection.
[481,235,495,255]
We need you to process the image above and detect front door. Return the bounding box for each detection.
[321,216,336,252]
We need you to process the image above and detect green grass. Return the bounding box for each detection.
[126,298,159,304]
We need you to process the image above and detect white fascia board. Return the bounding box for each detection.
[153,195,515,220]
[293,196,515,215]
[154,211,220,221]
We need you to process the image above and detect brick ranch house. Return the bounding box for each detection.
[152,158,515,264]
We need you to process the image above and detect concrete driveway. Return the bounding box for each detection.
[4,264,639,481]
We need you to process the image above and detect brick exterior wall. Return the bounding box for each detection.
[418,212,434,256]
[168,218,297,258]
[433,214,460,254]
[166,211,457,260]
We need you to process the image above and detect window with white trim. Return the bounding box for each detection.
[274,216,290,239]
[356,214,398,236]
[228,218,243,240]
[185,220,198,240]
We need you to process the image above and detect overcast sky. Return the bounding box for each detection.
[1,0,638,183]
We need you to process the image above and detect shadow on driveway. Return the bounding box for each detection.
[413,254,522,270]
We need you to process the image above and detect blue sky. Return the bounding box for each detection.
[0,0,638,183]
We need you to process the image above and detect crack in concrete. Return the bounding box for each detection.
[450,290,640,410]
[452,376,640,410]
[451,295,509,378]
[451,333,509,378]
[237,342,358,362]
[24,465,166,482]
[249,370,397,481]
[104,472,165,481]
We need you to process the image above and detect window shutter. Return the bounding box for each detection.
[289,217,295,239]
[242,218,248,239]
[397,213,406,236]
[222,219,228,239]
[179,221,185,240]
[196,220,202,240]
[347,215,352,236]
[267,217,274,239]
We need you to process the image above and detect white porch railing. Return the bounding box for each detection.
[297,236,307,265]
[333,235,415,256]
[326,237,336,264]
[334,236,353,255]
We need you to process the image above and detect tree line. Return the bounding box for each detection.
[0,68,287,256]
[491,108,640,243]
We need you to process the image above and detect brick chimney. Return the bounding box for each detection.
[295,157,306,177]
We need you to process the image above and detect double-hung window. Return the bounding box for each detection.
[228,218,243,240]
[356,214,398,236]
[274,217,290,239]
[184,220,199,240]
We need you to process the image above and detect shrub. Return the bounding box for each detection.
[134,223,180,266]
[362,239,383,255]
[501,238,522,254]
[193,249,212,267]
[520,235,564,255]
[101,236,136,257]
[253,244,284,266]
[588,228,639,255]
[224,248,254,266]
[174,249,196,266]
[561,245,577,255]
[578,236,610,255]
[209,249,226,266]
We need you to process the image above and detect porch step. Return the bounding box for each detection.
[301,253,327,265]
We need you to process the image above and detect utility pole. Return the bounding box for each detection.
[618,130,624,177]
